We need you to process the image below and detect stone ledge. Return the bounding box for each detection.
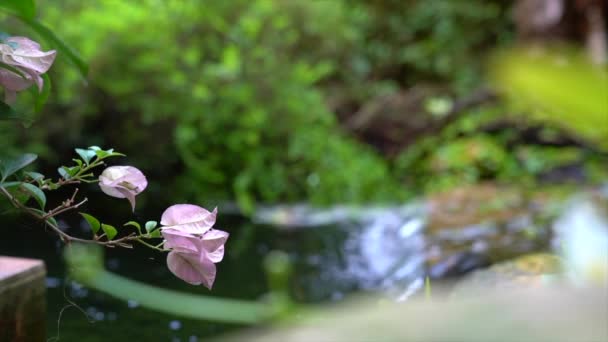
[0,256,46,342]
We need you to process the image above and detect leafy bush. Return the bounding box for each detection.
[38,0,402,209]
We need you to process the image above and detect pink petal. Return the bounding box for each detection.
[160,204,217,234]
[161,229,200,254]
[99,176,127,198]
[117,187,137,212]
[5,37,41,51]
[3,37,56,73]
[98,166,147,210]
[0,68,34,91]
[167,251,216,288]
[201,229,229,263]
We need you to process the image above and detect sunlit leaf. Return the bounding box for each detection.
[145,220,158,233]
[75,148,96,165]
[80,212,101,234]
[0,153,37,182]
[20,183,46,209]
[101,223,118,240]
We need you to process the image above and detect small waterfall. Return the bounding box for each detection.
[253,203,428,301]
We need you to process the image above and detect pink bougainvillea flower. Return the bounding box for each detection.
[167,250,217,288]
[98,166,147,211]
[163,228,229,288]
[160,204,217,235]
[160,204,228,288]
[0,36,56,103]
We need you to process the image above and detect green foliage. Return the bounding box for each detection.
[39,0,404,208]
[0,153,37,182]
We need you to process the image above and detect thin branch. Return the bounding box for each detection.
[0,186,159,248]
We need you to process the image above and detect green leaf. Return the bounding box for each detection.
[19,19,88,77]
[88,146,102,151]
[0,62,26,79]
[0,0,36,20]
[0,181,22,188]
[101,224,118,240]
[25,171,44,182]
[75,148,96,165]
[0,153,37,182]
[149,229,161,238]
[20,183,46,209]
[124,221,142,234]
[58,166,79,179]
[80,212,101,234]
[33,73,51,113]
[57,166,69,179]
[144,221,158,234]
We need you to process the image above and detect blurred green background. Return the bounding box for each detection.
[2,0,606,211]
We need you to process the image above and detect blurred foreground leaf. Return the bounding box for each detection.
[489,47,608,150]
[65,244,271,324]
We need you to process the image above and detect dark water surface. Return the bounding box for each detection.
[1,214,274,341]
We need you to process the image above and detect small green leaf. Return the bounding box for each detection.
[80,212,101,234]
[75,148,96,165]
[124,221,142,234]
[88,146,102,151]
[46,216,58,227]
[149,229,161,238]
[145,221,158,233]
[20,183,46,209]
[101,224,117,240]
[0,153,37,182]
[25,171,44,182]
[72,159,83,167]
[94,150,109,159]
[58,166,69,179]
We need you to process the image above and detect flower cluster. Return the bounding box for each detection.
[160,205,229,288]
[96,166,228,288]
[0,36,56,103]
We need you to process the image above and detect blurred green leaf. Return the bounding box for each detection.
[490,48,608,150]
[0,0,36,20]
[0,153,37,182]
[80,212,101,235]
[20,183,46,209]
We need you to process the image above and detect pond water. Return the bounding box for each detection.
[1,186,566,341]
